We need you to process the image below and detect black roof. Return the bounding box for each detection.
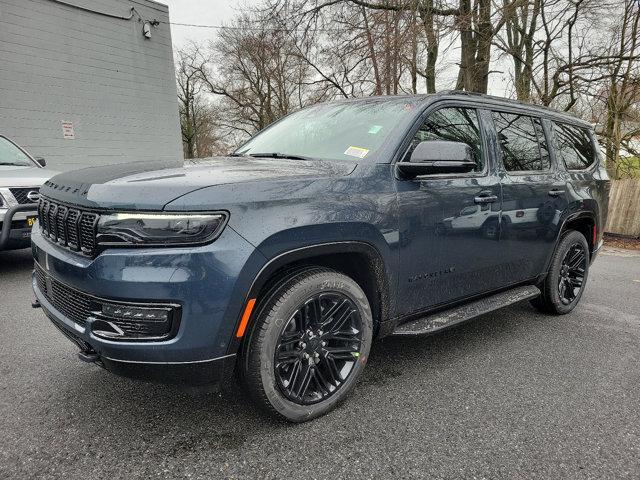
[333,91,592,128]
[432,91,592,128]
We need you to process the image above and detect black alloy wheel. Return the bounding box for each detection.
[240,267,373,422]
[274,292,362,405]
[531,229,590,315]
[557,242,587,305]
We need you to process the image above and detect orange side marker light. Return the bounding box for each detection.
[236,298,256,338]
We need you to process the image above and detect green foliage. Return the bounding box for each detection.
[611,156,640,179]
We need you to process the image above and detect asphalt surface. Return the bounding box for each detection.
[1,248,639,479]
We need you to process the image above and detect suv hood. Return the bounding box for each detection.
[40,157,357,209]
[0,165,58,188]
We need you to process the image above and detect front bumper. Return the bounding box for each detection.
[31,224,267,386]
[0,204,38,250]
[38,299,236,386]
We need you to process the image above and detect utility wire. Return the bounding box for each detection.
[163,21,302,31]
[46,0,138,20]
[44,1,341,33]
[159,20,345,33]
[159,21,231,29]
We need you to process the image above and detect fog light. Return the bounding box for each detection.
[101,304,170,322]
[92,302,179,341]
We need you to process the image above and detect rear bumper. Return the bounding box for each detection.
[591,239,604,264]
[0,204,37,250]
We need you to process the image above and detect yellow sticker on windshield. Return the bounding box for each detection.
[344,146,369,158]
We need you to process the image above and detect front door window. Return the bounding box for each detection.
[410,107,485,172]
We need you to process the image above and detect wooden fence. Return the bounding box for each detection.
[605,179,640,237]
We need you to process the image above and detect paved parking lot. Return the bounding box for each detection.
[1,248,639,479]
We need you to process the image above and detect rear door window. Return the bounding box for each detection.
[553,122,595,170]
[492,112,550,172]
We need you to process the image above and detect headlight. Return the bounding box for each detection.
[96,212,227,247]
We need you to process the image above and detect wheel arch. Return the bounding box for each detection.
[228,241,390,356]
[560,212,597,255]
[541,211,597,278]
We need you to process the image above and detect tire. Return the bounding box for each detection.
[482,219,499,239]
[240,267,373,422]
[531,229,590,315]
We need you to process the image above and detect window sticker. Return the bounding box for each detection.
[344,146,369,158]
[368,125,383,134]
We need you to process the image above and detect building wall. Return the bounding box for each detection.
[0,0,182,171]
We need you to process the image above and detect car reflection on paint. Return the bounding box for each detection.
[436,204,500,239]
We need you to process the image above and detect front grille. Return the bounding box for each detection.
[10,187,39,205]
[35,263,93,326]
[35,263,181,340]
[79,212,98,253]
[38,197,98,255]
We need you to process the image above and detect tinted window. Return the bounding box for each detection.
[553,122,595,170]
[493,112,549,171]
[412,107,484,171]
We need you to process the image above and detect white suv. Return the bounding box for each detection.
[0,135,57,251]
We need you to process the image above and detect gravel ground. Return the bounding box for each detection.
[0,248,639,479]
[604,233,640,251]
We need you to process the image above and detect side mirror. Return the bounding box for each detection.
[35,157,46,167]
[397,140,476,177]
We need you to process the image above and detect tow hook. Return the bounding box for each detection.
[31,299,41,309]
[78,350,100,363]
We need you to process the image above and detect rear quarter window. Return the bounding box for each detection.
[553,122,595,170]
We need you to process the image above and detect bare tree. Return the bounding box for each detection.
[495,0,540,100]
[176,43,209,158]
[173,0,640,168]
[298,0,530,94]
[597,0,640,176]
[196,9,315,137]
[176,43,232,158]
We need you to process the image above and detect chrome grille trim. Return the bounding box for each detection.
[9,187,39,205]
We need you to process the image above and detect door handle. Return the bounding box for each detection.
[474,195,498,204]
[548,189,565,197]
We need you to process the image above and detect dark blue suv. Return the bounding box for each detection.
[32,93,609,421]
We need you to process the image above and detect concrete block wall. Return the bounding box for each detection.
[0,0,182,171]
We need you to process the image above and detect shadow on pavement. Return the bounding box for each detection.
[44,301,546,440]
[0,248,33,275]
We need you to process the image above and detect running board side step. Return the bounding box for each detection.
[391,285,541,336]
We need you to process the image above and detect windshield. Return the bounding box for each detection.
[0,137,34,167]
[235,99,421,162]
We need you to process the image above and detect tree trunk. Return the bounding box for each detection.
[420,0,438,93]
[470,0,492,93]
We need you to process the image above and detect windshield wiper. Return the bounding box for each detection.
[247,152,314,161]
[0,162,30,166]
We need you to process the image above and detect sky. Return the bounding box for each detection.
[162,0,240,48]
